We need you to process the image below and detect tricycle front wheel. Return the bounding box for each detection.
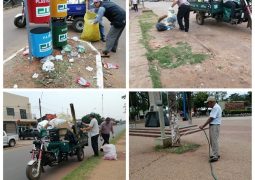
[196,12,205,25]
[77,148,84,161]
[14,15,26,28]
[26,162,41,180]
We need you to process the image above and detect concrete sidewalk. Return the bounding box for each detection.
[87,134,126,180]
[130,118,251,180]
[129,7,152,88]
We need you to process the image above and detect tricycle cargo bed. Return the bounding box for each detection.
[67,3,86,17]
[189,1,223,14]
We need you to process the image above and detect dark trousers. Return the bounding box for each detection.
[224,1,239,19]
[101,133,110,145]
[177,4,190,31]
[99,24,105,40]
[133,4,138,12]
[91,134,99,156]
[105,24,125,52]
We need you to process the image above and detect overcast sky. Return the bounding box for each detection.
[4,90,126,120]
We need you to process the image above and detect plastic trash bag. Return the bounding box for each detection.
[42,61,55,72]
[49,118,67,128]
[37,120,49,131]
[102,144,117,160]
[80,11,100,42]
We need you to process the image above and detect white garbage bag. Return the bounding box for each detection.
[102,144,117,160]
[42,61,55,72]
[37,120,49,131]
[48,118,67,128]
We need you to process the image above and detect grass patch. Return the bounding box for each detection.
[139,11,157,51]
[155,142,200,154]
[63,129,125,180]
[138,11,209,87]
[149,42,208,68]
[139,11,162,88]
[110,129,126,144]
[149,65,162,88]
[62,155,102,180]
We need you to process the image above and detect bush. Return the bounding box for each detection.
[223,109,252,115]
[81,113,103,125]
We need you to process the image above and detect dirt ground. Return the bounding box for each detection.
[131,2,251,88]
[88,135,126,180]
[3,39,99,88]
[130,116,251,180]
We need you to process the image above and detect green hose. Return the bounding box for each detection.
[202,129,218,180]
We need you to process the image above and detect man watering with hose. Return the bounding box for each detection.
[199,96,222,163]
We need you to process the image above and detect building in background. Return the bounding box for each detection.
[3,92,37,134]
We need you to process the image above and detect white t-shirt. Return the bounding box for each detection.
[210,103,222,125]
[132,0,138,4]
[89,118,99,137]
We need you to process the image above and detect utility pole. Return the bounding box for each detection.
[39,98,42,122]
[149,92,170,147]
[187,92,192,125]
[102,94,104,117]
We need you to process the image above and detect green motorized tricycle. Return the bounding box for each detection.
[189,0,252,28]
[26,104,89,180]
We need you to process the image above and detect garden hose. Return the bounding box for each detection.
[202,129,218,180]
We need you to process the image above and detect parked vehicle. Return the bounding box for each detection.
[26,104,89,180]
[19,128,39,140]
[14,0,87,32]
[189,0,252,28]
[67,0,86,32]
[3,131,18,147]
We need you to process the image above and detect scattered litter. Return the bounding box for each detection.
[103,62,119,69]
[63,44,72,52]
[61,50,65,54]
[78,54,81,58]
[71,36,79,41]
[40,55,55,63]
[69,58,74,63]
[86,66,93,72]
[76,77,91,87]
[42,61,55,72]
[13,84,18,88]
[23,47,29,56]
[32,73,39,79]
[76,45,86,53]
[71,51,78,57]
[55,55,63,61]
[93,76,97,79]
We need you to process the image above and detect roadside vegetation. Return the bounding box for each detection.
[63,129,125,180]
[155,142,200,154]
[138,11,208,88]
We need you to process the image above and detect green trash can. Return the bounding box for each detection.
[52,20,68,48]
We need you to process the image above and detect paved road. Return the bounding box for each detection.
[4,124,125,180]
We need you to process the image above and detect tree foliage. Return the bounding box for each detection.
[81,113,103,125]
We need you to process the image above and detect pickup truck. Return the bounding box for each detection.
[19,128,39,140]
[3,131,19,147]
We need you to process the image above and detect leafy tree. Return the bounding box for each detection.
[228,93,245,101]
[208,92,227,101]
[81,113,103,125]
[129,92,149,119]
[192,92,209,108]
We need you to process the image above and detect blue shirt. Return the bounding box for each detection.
[94,7,105,25]
[210,103,222,125]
